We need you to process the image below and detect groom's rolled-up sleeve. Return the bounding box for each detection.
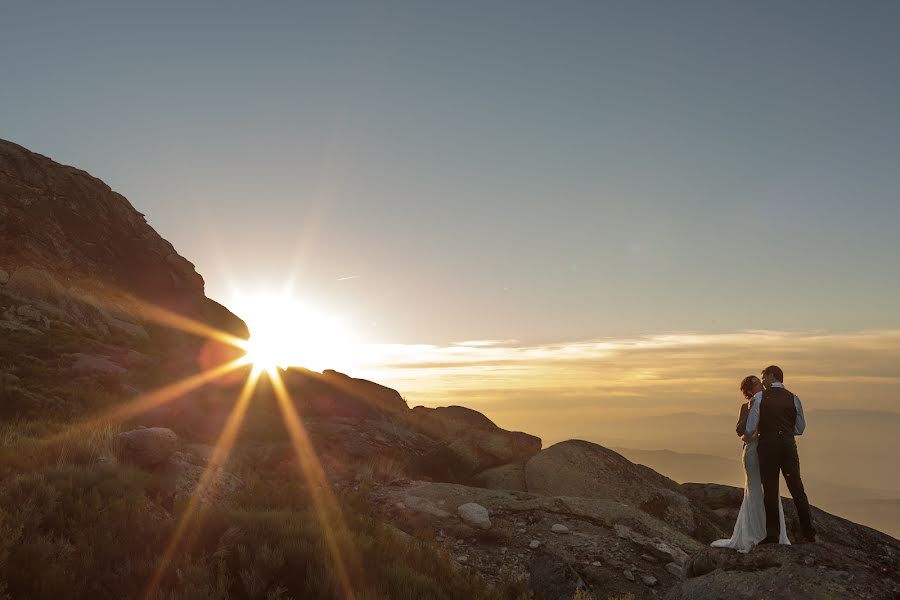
[794,396,806,435]
[744,391,763,435]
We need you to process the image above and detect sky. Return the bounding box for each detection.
[2,2,899,423]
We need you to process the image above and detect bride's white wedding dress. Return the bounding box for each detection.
[711,438,791,552]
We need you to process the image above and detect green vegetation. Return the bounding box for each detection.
[0,461,526,599]
[0,319,534,598]
[0,421,530,599]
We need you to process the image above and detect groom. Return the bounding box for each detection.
[744,365,817,544]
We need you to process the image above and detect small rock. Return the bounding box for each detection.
[0,269,9,285]
[395,502,406,510]
[641,553,658,563]
[624,569,635,582]
[551,523,570,534]
[500,547,507,554]
[803,556,815,566]
[0,372,21,385]
[665,562,684,578]
[457,502,492,530]
[529,540,541,549]
[640,574,658,587]
[456,539,465,546]
[592,561,602,567]
[456,555,468,563]
[404,495,452,518]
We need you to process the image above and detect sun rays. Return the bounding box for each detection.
[269,368,360,600]
[142,365,264,600]
[17,279,368,597]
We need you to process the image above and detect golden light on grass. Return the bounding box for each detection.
[143,366,264,600]
[34,284,367,596]
[269,368,360,600]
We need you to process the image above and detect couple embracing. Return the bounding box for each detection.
[712,365,817,552]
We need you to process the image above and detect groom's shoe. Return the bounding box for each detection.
[758,537,780,545]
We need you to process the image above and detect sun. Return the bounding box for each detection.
[230,292,360,373]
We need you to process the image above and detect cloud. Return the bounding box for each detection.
[351,330,900,428]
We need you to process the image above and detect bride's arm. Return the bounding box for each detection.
[740,399,759,443]
[736,403,749,437]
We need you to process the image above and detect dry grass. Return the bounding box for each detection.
[0,419,120,475]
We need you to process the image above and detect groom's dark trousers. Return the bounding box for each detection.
[757,386,816,540]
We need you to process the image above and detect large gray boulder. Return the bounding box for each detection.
[525,440,705,537]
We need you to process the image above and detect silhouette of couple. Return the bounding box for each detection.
[712,365,817,552]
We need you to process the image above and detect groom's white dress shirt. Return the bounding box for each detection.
[744,382,806,436]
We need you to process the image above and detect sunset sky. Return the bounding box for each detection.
[2,2,899,426]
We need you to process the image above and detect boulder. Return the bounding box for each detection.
[278,368,409,418]
[525,440,704,537]
[411,405,542,479]
[114,427,177,468]
[457,502,492,529]
[472,462,527,491]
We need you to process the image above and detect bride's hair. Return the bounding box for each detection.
[739,375,758,400]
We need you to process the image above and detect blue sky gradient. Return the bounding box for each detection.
[2,1,899,344]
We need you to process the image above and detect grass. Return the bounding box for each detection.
[0,459,531,599]
[0,413,532,600]
[0,320,536,599]
[0,419,119,476]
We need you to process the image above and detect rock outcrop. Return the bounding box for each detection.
[114,427,177,468]
[410,405,542,480]
[674,482,900,598]
[525,440,717,539]
[372,479,704,599]
[0,139,247,356]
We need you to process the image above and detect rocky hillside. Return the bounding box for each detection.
[0,139,246,367]
[1,141,897,599]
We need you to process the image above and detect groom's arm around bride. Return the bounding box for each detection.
[744,365,817,544]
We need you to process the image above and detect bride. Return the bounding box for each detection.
[711,375,790,552]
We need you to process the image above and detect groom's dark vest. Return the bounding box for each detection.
[758,386,797,435]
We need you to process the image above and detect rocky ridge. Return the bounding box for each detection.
[0,138,246,356]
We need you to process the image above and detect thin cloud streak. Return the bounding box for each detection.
[348,330,900,436]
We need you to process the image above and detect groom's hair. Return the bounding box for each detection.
[761,365,784,382]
